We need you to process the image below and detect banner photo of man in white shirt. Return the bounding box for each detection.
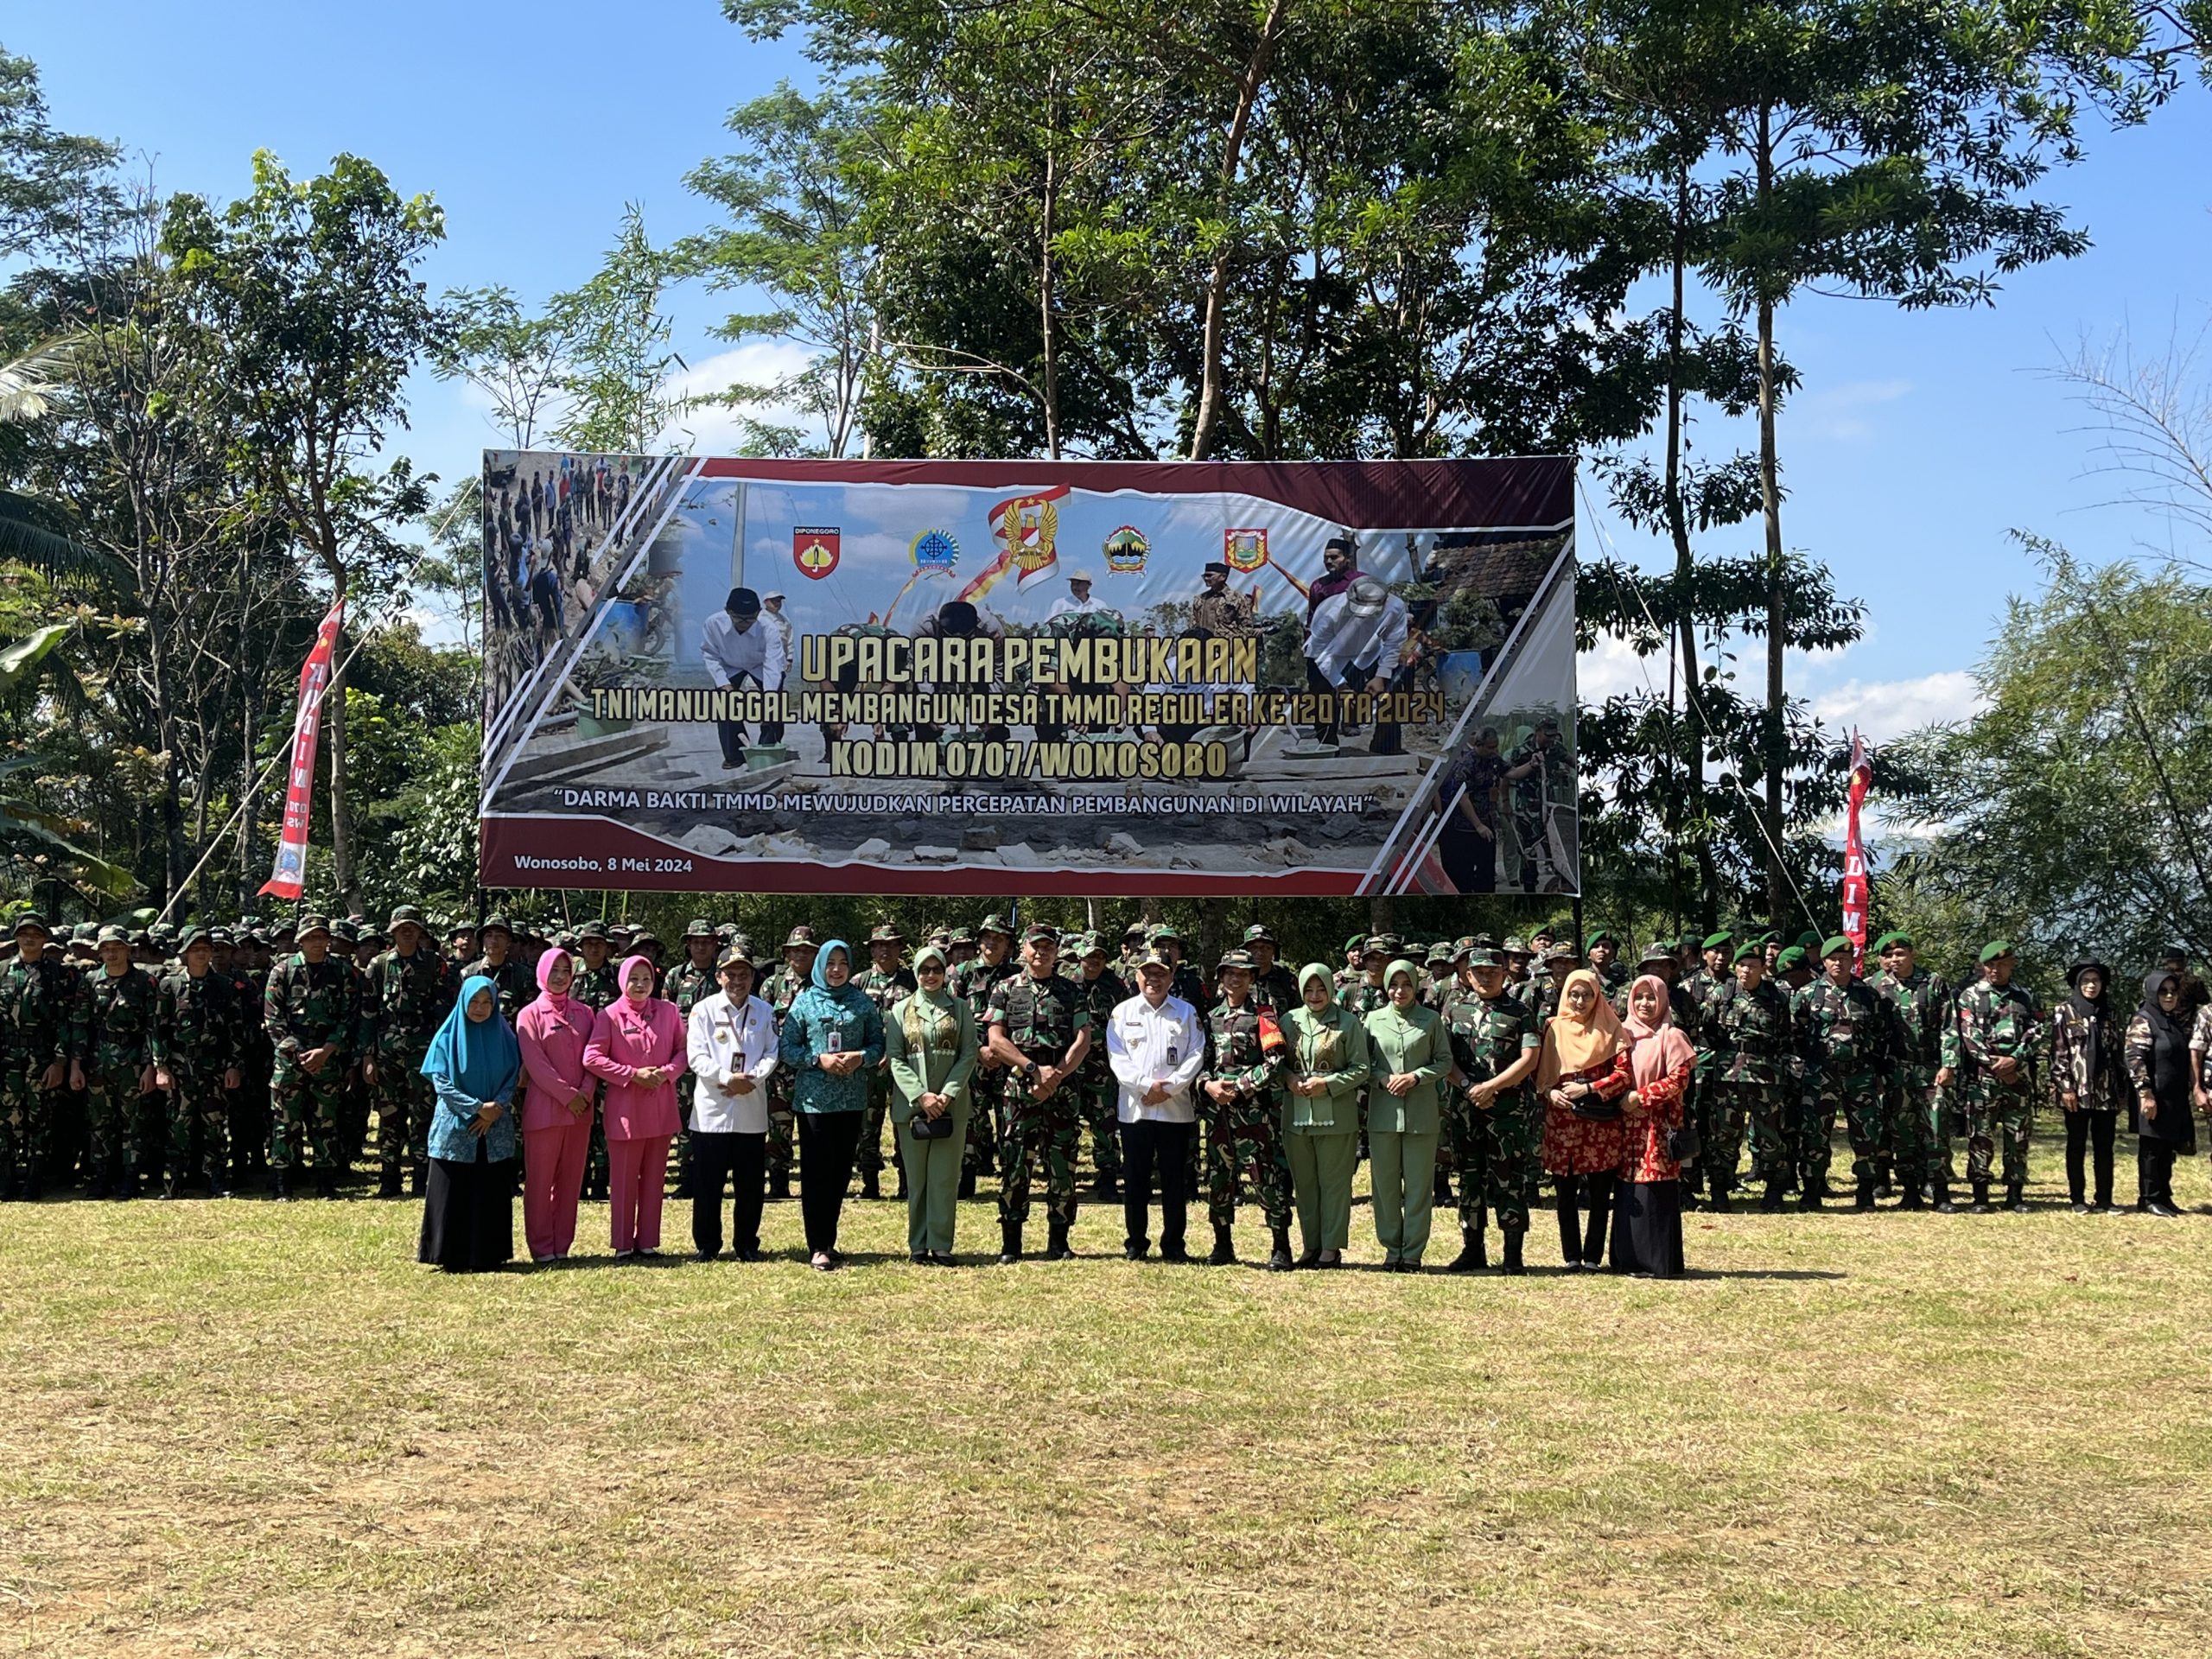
[683,946,780,1260]
[700,585,789,766]
[1303,574,1412,754]
[1106,951,1207,1262]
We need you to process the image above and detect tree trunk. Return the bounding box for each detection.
[1754,105,1788,926]
[1199,897,1228,979]
[1187,0,1290,461]
[1039,96,1061,461]
[1662,163,1720,931]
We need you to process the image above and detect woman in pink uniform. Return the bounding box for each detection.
[585,954,688,1258]
[516,945,598,1263]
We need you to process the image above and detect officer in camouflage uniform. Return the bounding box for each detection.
[1869,930,1954,1211]
[1699,942,1800,1211]
[1533,940,1580,1023]
[1586,931,1629,1003]
[213,925,270,1190]
[1198,949,1289,1268]
[1423,941,1459,1013]
[985,922,1093,1262]
[571,919,622,1202]
[79,925,160,1199]
[264,914,356,1200]
[327,919,374,1170]
[1443,946,1543,1274]
[1794,936,1897,1210]
[665,918,726,1200]
[1955,939,2044,1211]
[1148,925,1207,1014]
[1676,931,1732,1203]
[1338,936,1394,1020]
[1502,937,1537,1000]
[1333,935,1364,993]
[1241,925,1298,1015]
[465,914,537,1020]
[152,926,243,1198]
[0,913,82,1200]
[855,923,917,1199]
[1504,716,1572,892]
[952,914,1019,1198]
[360,905,457,1199]
[1071,933,1128,1198]
[761,926,820,1201]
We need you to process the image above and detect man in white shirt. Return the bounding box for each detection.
[759,589,796,671]
[1303,575,1412,753]
[1106,951,1206,1261]
[700,585,789,766]
[683,947,779,1260]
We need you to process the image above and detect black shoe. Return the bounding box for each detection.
[1123,1240,1148,1261]
[999,1222,1024,1263]
[1759,1182,1786,1213]
[2145,1199,2182,1217]
[1045,1221,1074,1261]
[860,1168,880,1201]
[1160,1242,1190,1263]
[1296,1248,1323,1269]
[1433,1170,1454,1209]
[1969,1182,1993,1215]
[1898,1184,1925,1211]
[87,1173,111,1201]
[1446,1227,1486,1274]
[378,1169,404,1200]
[2003,1183,2027,1212]
[910,1249,929,1264]
[271,1170,295,1202]
[957,1168,977,1200]
[205,1173,230,1199]
[1800,1186,1823,1211]
[1207,1224,1236,1267]
[1706,1182,1731,1215]
[1500,1230,1526,1274]
[1853,1181,1875,1212]
[1266,1226,1294,1271]
[118,1166,141,1201]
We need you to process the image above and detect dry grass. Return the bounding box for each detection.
[3,1135,2210,1658]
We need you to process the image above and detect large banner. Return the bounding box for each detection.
[478,453,1578,896]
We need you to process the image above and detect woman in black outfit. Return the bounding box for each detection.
[2050,961,2126,1213]
[2126,969,2197,1217]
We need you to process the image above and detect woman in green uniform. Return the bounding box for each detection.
[1363,959,1450,1270]
[1282,963,1371,1268]
[886,945,979,1262]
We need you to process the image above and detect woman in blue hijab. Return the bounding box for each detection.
[779,939,885,1270]
[417,975,523,1273]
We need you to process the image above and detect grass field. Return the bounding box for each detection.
[4,1137,2211,1657]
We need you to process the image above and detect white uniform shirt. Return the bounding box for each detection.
[1105,991,1205,1123]
[1305,588,1410,685]
[685,991,779,1134]
[700,611,788,691]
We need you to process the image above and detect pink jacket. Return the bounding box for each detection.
[516,995,599,1135]
[584,997,688,1141]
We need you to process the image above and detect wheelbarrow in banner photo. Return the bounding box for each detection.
[478,452,1579,897]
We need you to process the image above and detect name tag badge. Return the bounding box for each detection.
[1166,1046,1179,1065]
[827,1029,842,1053]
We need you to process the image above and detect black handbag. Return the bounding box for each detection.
[1666,1122,1701,1164]
[909,1109,956,1141]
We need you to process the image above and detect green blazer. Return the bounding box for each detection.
[884,990,978,1123]
[1362,1002,1448,1135]
[1281,1004,1370,1134]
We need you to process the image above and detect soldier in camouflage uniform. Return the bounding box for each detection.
[571,919,622,1202]
[1676,931,1732,1205]
[1868,930,1949,1211]
[1443,946,1543,1274]
[985,923,1093,1262]
[152,927,243,1198]
[359,905,456,1199]
[1533,940,1580,1024]
[1243,925,1299,1016]
[1794,936,1897,1210]
[1955,939,2044,1211]
[0,914,82,1200]
[855,924,917,1200]
[1699,943,1800,1211]
[761,926,821,1201]
[1586,931,1629,1004]
[1198,950,1289,1268]
[1333,935,1365,993]
[1071,933,1128,1198]
[214,925,271,1189]
[79,925,160,1199]
[264,915,357,1200]
[1504,716,1572,892]
[465,915,537,1020]
[952,915,1018,1198]
[665,918,725,1200]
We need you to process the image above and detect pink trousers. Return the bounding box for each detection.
[522,1116,593,1260]
[608,1134,673,1253]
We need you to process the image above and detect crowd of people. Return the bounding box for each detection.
[0,908,2205,1276]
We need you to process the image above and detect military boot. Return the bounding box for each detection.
[859,1167,880,1202]
[895,1166,909,1201]
[271,1168,295,1202]
[1897,1180,1926,1211]
[1707,1170,1732,1214]
[2003,1181,2027,1212]
[998,1220,1023,1264]
[1433,1167,1454,1210]
[162,1170,183,1201]
[205,1167,230,1200]
[1446,1226,1486,1274]
[1208,1224,1236,1267]
[410,1164,428,1198]
[120,1163,143,1201]
[86,1164,111,1201]
[1044,1219,1074,1261]
[1759,1181,1786,1213]
[1265,1225,1294,1271]
[378,1167,403,1200]
[1853,1179,1876,1212]
[769,1169,791,1203]
[313,1166,337,1200]
[957,1167,977,1199]
[1091,1171,1119,1199]
[1931,1182,1956,1213]
[1968,1181,1993,1214]
[1799,1183,1823,1211]
[1500,1228,1527,1274]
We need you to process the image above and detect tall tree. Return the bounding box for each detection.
[547,205,684,454]
[162,150,449,912]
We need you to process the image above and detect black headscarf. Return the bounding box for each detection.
[2135,969,2194,1111]
[2063,961,2116,1086]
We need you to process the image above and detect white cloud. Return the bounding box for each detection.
[1575,632,1664,702]
[1811,671,1982,742]
[659,343,822,454]
[1794,377,1911,442]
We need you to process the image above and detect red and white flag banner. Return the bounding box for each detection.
[1842,728,1872,972]
[258,598,345,900]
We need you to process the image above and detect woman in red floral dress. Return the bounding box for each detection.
[1613,974,1694,1278]
[1536,969,1632,1269]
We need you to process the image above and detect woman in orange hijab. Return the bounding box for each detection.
[1535,969,1633,1269]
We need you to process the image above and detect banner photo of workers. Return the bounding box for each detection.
[478,453,1579,896]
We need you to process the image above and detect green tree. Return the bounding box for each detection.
[548,205,684,453]
[160,150,449,913]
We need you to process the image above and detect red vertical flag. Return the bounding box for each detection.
[1841,728,1872,973]
[258,598,345,900]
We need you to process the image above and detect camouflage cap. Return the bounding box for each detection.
[1543,940,1580,963]
[149,920,176,943]
[177,926,211,953]
[948,926,976,948]
[1022,922,1060,945]
[1122,923,1147,939]
[716,922,738,942]
[479,913,515,938]
[631,931,663,951]
[1466,947,1504,969]
[782,925,818,951]
[576,919,611,942]
[71,920,97,943]
[1426,941,1454,964]
[329,919,359,947]
[1502,936,1531,957]
[388,905,428,931]
[683,918,717,939]
[12,911,48,936]
[1149,924,1184,945]
[1242,923,1277,946]
[1216,948,1255,974]
[868,922,906,944]
[977,912,1016,938]
[1638,941,1676,967]
[95,924,132,946]
[1364,933,1400,958]
[1078,931,1109,957]
[553,931,575,950]
[295,914,332,940]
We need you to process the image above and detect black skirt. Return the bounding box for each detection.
[1610,1179,1686,1280]
[418,1144,516,1273]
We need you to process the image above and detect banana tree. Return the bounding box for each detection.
[0,624,137,898]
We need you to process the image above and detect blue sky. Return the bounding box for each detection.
[12,3,2211,742]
